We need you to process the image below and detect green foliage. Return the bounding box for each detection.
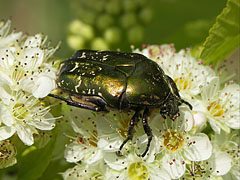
[18,127,58,180]
[200,0,240,65]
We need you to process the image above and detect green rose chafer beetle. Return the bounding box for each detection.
[49,50,192,157]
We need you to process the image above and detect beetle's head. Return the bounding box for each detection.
[160,93,192,121]
[160,93,180,120]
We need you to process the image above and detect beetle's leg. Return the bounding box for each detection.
[181,99,193,110]
[140,107,153,157]
[48,94,106,112]
[116,109,141,156]
[160,110,167,119]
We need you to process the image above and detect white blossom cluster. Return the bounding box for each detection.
[0,20,58,168]
[62,44,239,180]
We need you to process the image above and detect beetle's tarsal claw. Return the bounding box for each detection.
[161,114,166,119]
[141,149,148,157]
[181,99,193,110]
[116,150,123,157]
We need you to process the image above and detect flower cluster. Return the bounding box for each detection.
[0,20,58,168]
[62,44,239,179]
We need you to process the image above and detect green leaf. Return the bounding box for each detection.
[18,127,58,180]
[200,0,240,65]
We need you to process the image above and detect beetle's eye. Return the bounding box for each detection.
[161,107,167,112]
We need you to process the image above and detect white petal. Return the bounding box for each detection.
[32,76,56,98]
[208,117,221,134]
[190,99,207,112]
[201,76,219,100]
[32,112,55,130]
[64,142,86,163]
[0,105,14,126]
[16,125,34,146]
[24,34,43,47]
[85,149,103,165]
[20,47,44,68]
[103,152,126,170]
[0,32,22,48]
[0,71,13,86]
[151,168,171,180]
[0,126,16,140]
[137,135,160,163]
[0,86,12,105]
[226,113,240,129]
[210,151,232,176]
[20,74,56,98]
[220,84,240,106]
[184,133,212,161]
[228,165,240,180]
[162,154,186,179]
[193,112,207,129]
[98,133,123,151]
[0,20,11,35]
[180,106,193,131]
[32,120,55,130]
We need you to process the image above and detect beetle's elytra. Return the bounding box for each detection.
[49,49,192,157]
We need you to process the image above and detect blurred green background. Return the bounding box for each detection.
[0,0,227,59]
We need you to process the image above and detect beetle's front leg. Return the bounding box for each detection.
[140,107,153,157]
[48,94,106,112]
[116,108,141,156]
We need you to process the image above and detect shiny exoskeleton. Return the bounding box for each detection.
[49,50,192,157]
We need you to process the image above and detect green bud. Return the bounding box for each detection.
[139,7,152,24]
[91,0,105,12]
[96,14,114,30]
[67,35,86,50]
[0,140,17,169]
[127,25,144,43]
[69,20,94,40]
[77,10,96,25]
[105,0,121,15]
[123,0,137,12]
[121,13,137,29]
[136,0,147,7]
[91,37,109,50]
[104,27,121,44]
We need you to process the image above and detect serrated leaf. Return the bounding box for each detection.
[200,0,240,65]
[18,127,58,180]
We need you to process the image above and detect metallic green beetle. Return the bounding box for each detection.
[49,50,192,157]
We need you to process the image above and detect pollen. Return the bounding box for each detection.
[174,78,191,90]
[77,130,98,148]
[13,103,30,120]
[207,102,224,117]
[163,131,184,152]
[128,162,149,180]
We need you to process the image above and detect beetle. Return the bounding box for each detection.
[49,49,192,157]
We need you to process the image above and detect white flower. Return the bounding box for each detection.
[0,33,59,98]
[97,110,139,154]
[62,161,109,180]
[150,106,212,179]
[134,44,176,62]
[104,150,171,180]
[64,107,103,165]
[0,140,17,169]
[195,77,240,133]
[181,151,232,180]
[212,131,240,180]
[0,20,23,49]
[0,90,56,145]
